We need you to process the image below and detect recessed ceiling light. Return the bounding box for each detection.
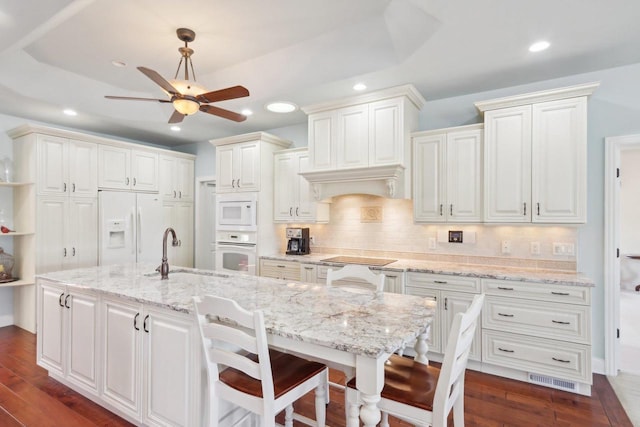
[63,109,77,116]
[241,109,253,116]
[111,60,127,67]
[265,102,297,113]
[353,83,367,91]
[170,126,181,132]
[529,41,550,52]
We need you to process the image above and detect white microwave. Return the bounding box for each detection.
[216,193,257,231]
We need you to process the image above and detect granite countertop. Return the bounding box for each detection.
[260,254,595,287]
[37,263,435,358]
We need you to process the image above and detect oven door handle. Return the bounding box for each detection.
[216,242,257,249]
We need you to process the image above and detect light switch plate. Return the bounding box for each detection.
[530,242,541,255]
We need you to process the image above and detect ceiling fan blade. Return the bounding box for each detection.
[200,104,247,122]
[196,85,250,103]
[105,95,171,103]
[137,66,180,95]
[168,110,185,124]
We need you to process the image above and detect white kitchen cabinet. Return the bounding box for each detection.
[477,83,597,224]
[162,201,194,268]
[101,295,199,426]
[274,148,329,223]
[37,197,98,273]
[98,145,159,192]
[259,259,301,281]
[215,141,260,193]
[37,135,98,197]
[300,263,317,283]
[37,280,99,396]
[159,155,195,201]
[405,273,482,361]
[336,104,370,169]
[413,124,483,222]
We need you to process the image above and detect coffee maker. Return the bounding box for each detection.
[286,227,310,255]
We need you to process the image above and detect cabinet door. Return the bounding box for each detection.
[101,297,142,419]
[68,198,98,269]
[37,281,65,375]
[382,272,403,294]
[300,264,317,283]
[176,158,194,201]
[37,198,68,273]
[68,140,98,197]
[308,111,334,170]
[336,104,369,169]
[236,142,260,191]
[369,98,403,166]
[37,135,69,196]
[447,129,483,222]
[215,145,235,193]
[404,285,440,353]
[532,97,587,223]
[413,134,446,222]
[273,152,295,221]
[66,289,98,394]
[159,156,177,200]
[294,151,316,221]
[98,145,131,190]
[144,309,196,427]
[484,105,532,222]
[441,291,481,361]
[131,150,158,192]
[175,203,194,268]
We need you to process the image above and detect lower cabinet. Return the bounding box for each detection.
[405,272,482,361]
[37,280,99,396]
[259,259,301,280]
[101,295,199,426]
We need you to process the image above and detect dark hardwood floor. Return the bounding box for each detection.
[0,325,632,426]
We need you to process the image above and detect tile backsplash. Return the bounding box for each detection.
[277,195,578,271]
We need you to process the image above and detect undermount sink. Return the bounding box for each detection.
[320,256,397,267]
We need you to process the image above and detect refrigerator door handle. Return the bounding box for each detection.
[137,207,142,253]
[130,208,135,255]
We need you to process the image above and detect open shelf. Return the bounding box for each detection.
[0,231,35,237]
[0,182,34,188]
[0,278,35,288]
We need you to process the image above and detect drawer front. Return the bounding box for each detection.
[406,272,481,292]
[483,330,591,384]
[483,296,590,344]
[260,260,301,281]
[482,279,590,305]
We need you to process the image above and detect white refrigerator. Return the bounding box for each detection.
[99,191,164,265]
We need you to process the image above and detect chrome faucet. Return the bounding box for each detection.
[156,227,179,279]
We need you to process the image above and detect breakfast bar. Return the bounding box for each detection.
[36,263,435,427]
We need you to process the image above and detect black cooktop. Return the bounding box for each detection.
[320,256,397,267]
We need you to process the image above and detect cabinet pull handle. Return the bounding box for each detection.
[179,191,182,198]
[58,293,65,307]
[276,265,286,268]
[126,177,130,185]
[72,183,76,193]
[537,202,540,216]
[173,190,177,198]
[444,297,448,310]
[498,313,514,317]
[289,207,293,217]
[133,177,137,186]
[551,291,570,296]
[64,183,67,192]
[72,247,76,257]
[232,179,235,188]
[450,204,453,216]
[63,248,67,257]
[498,347,514,353]
[523,202,526,216]
[552,357,570,363]
[134,313,140,331]
[497,286,514,291]
[439,204,443,216]
[143,315,149,333]
[434,280,448,284]
[64,294,71,309]
[296,207,299,216]
[304,267,313,270]
[237,179,240,187]
[552,320,570,325]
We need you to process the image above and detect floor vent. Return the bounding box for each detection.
[528,373,577,392]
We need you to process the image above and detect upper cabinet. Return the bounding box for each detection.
[413,124,483,223]
[98,145,158,192]
[301,85,425,200]
[476,82,598,224]
[273,148,330,223]
[211,132,292,194]
[159,155,194,201]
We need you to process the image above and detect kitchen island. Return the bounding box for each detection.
[36,263,435,427]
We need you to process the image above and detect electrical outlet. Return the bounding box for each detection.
[428,237,436,250]
[501,240,511,254]
[530,242,541,255]
[552,242,575,256]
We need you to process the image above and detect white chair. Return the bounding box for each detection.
[345,293,485,427]
[326,264,386,296]
[193,295,328,427]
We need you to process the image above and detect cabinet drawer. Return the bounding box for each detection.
[483,296,590,344]
[259,260,301,281]
[406,272,481,292]
[483,330,591,384]
[482,279,590,305]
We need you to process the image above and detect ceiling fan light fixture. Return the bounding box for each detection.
[172,98,200,115]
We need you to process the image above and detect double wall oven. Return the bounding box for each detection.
[215,193,258,275]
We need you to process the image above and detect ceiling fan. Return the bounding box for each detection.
[105,28,249,123]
